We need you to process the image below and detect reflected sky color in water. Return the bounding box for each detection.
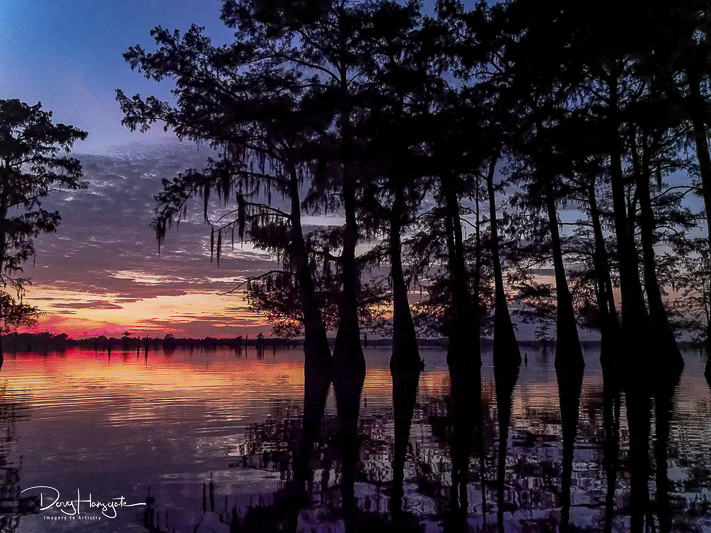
[0,347,710,531]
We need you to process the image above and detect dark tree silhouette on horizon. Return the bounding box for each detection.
[0,99,87,358]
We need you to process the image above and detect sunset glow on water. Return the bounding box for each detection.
[1,347,709,532]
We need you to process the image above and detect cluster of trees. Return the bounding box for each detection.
[118,0,711,379]
[0,99,87,358]
[74,332,294,352]
[0,331,300,354]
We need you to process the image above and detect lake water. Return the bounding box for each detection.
[0,346,709,532]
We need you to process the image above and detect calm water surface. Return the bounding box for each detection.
[0,346,710,532]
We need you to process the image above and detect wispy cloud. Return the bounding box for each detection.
[24,141,276,337]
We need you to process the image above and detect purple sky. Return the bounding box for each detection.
[1,1,284,336]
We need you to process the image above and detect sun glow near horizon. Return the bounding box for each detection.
[19,286,270,339]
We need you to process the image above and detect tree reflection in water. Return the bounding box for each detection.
[494,360,520,533]
[557,359,584,533]
[390,361,420,516]
[442,355,482,532]
[292,366,331,495]
[601,353,621,533]
[136,349,711,533]
[0,386,36,532]
[625,375,653,533]
[333,360,366,521]
[653,368,681,533]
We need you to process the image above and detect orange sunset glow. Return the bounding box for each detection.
[22,287,269,338]
[13,143,279,339]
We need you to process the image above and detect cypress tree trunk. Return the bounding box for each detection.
[689,108,711,378]
[333,76,365,382]
[333,177,365,377]
[389,184,420,510]
[634,137,683,369]
[688,87,711,261]
[443,209,462,364]
[607,74,651,362]
[332,91,366,508]
[289,168,331,375]
[390,185,420,373]
[486,158,521,367]
[543,174,584,369]
[442,172,478,369]
[473,174,483,366]
[589,184,620,361]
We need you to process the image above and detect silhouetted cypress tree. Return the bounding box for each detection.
[0,99,87,357]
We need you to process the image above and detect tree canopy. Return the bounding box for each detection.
[0,99,88,344]
[119,0,711,378]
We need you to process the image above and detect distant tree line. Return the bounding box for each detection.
[5,330,650,354]
[117,0,711,379]
[0,331,304,353]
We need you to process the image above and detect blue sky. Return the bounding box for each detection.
[0,0,235,153]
